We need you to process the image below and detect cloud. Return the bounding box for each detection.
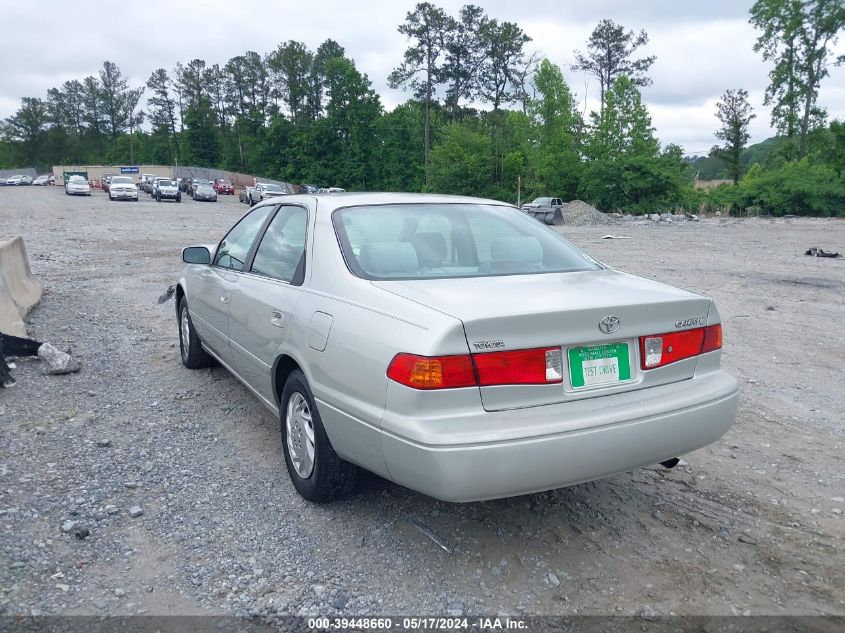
[1,0,843,153]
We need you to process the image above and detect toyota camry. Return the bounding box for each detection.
[174,193,739,503]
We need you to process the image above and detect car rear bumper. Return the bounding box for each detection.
[380,371,739,502]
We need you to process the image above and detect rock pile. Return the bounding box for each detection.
[561,200,615,226]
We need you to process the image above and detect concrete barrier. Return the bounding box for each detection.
[0,236,42,337]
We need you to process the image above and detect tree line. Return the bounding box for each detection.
[1,0,843,215]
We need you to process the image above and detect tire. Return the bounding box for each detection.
[109,193,113,201]
[280,370,358,502]
[176,195,181,203]
[156,194,161,202]
[178,298,213,369]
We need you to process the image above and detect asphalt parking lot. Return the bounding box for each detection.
[0,186,843,619]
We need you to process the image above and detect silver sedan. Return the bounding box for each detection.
[175,193,738,503]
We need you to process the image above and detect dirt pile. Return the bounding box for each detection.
[561,200,615,226]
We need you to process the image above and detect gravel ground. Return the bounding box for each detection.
[0,187,843,621]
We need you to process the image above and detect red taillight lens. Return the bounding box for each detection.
[387,347,564,389]
[474,347,563,385]
[702,323,722,353]
[386,353,476,389]
[639,324,722,370]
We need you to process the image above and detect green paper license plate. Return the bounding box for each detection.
[568,342,631,389]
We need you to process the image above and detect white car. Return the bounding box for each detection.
[33,175,50,186]
[5,175,31,185]
[65,176,91,196]
[108,176,139,201]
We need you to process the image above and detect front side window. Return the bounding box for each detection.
[251,206,308,283]
[333,204,600,280]
[213,205,275,271]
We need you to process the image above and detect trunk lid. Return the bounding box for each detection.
[374,269,712,411]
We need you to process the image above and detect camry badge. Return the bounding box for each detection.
[598,315,620,334]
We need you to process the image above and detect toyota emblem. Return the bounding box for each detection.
[599,315,620,334]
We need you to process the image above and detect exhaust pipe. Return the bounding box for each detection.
[660,458,680,469]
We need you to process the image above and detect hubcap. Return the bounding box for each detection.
[286,392,315,479]
[180,307,190,361]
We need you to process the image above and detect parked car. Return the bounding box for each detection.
[248,183,286,204]
[522,197,563,225]
[139,174,158,193]
[153,178,181,203]
[299,184,318,194]
[33,175,50,186]
[5,175,32,185]
[239,187,255,204]
[100,173,118,192]
[65,175,91,196]
[174,193,739,503]
[179,178,194,193]
[193,183,217,202]
[191,179,213,196]
[213,178,235,195]
[327,187,346,193]
[107,176,139,201]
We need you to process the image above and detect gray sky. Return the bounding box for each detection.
[1,0,843,154]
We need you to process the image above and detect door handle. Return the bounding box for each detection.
[271,310,286,328]
[220,296,229,304]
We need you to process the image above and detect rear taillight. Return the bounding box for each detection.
[387,347,563,390]
[639,324,722,370]
[474,347,562,385]
[386,354,476,389]
[701,323,722,353]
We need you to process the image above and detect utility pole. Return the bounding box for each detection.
[517,175,521,207]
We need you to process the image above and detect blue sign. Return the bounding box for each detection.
[120,166,139,174]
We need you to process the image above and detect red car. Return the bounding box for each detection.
[213,178,235,195]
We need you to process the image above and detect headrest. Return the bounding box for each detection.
[411,232,447,266]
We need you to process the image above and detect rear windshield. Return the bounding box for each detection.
[264,184,283,192]
[333,203,601,280]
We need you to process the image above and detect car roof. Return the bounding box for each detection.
[252,192,517,212]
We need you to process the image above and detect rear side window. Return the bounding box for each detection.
[214,205,275,271]
[333,204,600,280]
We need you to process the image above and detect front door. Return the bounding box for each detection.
[197,204,277,367]
[228,205,309,402]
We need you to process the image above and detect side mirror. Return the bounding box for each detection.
[182,246,211,264]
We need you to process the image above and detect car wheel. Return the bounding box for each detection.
[178,298,213,369]
[156,194,161,202]
[177,195,181,203]
[281,370,358,502]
